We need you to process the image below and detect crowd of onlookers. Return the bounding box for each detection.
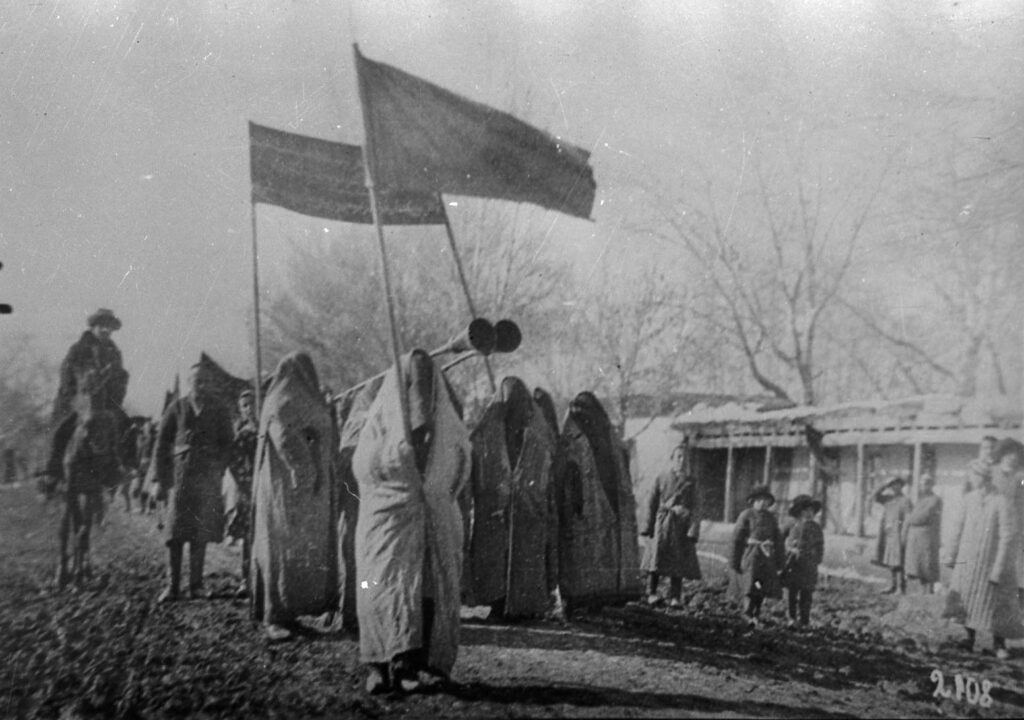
[639,434,1024,660]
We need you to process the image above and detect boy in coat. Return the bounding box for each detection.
[640,443,701,607]
[873,477,913,594]
[731,486,783,627]
[780,495,824,627]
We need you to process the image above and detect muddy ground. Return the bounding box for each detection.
[2,482,1023,719]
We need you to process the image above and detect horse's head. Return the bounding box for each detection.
[74,411,119,457]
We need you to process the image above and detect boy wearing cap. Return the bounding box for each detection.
[780,495,824,627]
[731,486,783,626]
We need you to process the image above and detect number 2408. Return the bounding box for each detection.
[930,669,993,707]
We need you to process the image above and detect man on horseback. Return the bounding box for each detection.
[48,308,131,588]
[47,308,130,482]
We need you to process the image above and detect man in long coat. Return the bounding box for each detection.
[640,443,701,608]
[943,438,1023,659]
[352,351,470,694]
[466,377,555,618]
[902,473,943,593]
[47,308,130,481]
[873,477,913,594]
[153,363,233,602]
[251,352,337,642]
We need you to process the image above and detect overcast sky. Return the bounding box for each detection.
[1,0,1021,415]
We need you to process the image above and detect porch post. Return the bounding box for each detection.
[763,444,773,486]
[724,435,735,523]
[855,442,866,538]
[911,441,922,504]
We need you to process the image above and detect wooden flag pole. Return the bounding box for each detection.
[354,43,411,445]
[439,199,496,394]
[249,200,264,422]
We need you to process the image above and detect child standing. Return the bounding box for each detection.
[731,486,783,626]
[780,495,825,627]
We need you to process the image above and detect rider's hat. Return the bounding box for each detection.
[87,308,122,330]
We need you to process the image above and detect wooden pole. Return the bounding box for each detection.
[439,201,496,393]
[911,441,922,504]
[763,444,772,486]
[354,43,411,445]
[249,201,263,422]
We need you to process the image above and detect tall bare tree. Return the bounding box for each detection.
[649,142,890,406]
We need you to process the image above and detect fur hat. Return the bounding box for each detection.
[993,437,1024,464]
[788,494,822,518]
[747,485,775,506]
[87,308,121,330]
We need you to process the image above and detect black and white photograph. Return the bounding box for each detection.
[1,0,1023,717]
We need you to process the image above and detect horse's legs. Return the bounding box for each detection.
[78,493,99,582]
[56,501,72,589]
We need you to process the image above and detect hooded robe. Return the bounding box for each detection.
[352,351,470,676]
[251,352,338,624]
[333,375,384,629]
[556,392,641,606]
[467,377,555,617]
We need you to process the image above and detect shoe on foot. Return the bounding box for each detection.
[880,587,897,595]
[364,666,389,694]
[645,594,662,606]
[156,587,180,604]
[187,585,211,600]
[234,582,249,599]
[668,598,684,609]
[996,648,1010,660]
[265,624,293,643]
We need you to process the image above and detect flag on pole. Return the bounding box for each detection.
[354,47,597,220]
[248,122,445,225]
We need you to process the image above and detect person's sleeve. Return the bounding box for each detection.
[640,476,658,537]
[153,404,177,491]
[990,500,1018,584]
[943,495,968,567]
[731,512,748,573]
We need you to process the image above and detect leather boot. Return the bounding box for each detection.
[188,543,208,598]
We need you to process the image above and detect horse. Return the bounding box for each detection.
[55,367,128,590]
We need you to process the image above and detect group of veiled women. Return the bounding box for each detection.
[225,349,639,694]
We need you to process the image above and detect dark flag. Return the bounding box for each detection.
[248,122,445,225]
[355,47,597,220]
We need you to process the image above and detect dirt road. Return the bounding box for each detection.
[2,482,1022,718]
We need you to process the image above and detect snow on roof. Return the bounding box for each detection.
[671,394,1021,433]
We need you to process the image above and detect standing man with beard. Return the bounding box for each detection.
[153,362,234,603]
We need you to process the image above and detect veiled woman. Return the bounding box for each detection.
[466,377,555,618]
[556,391,640,612]
[251,352,337,642]
[352,350,471,693]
